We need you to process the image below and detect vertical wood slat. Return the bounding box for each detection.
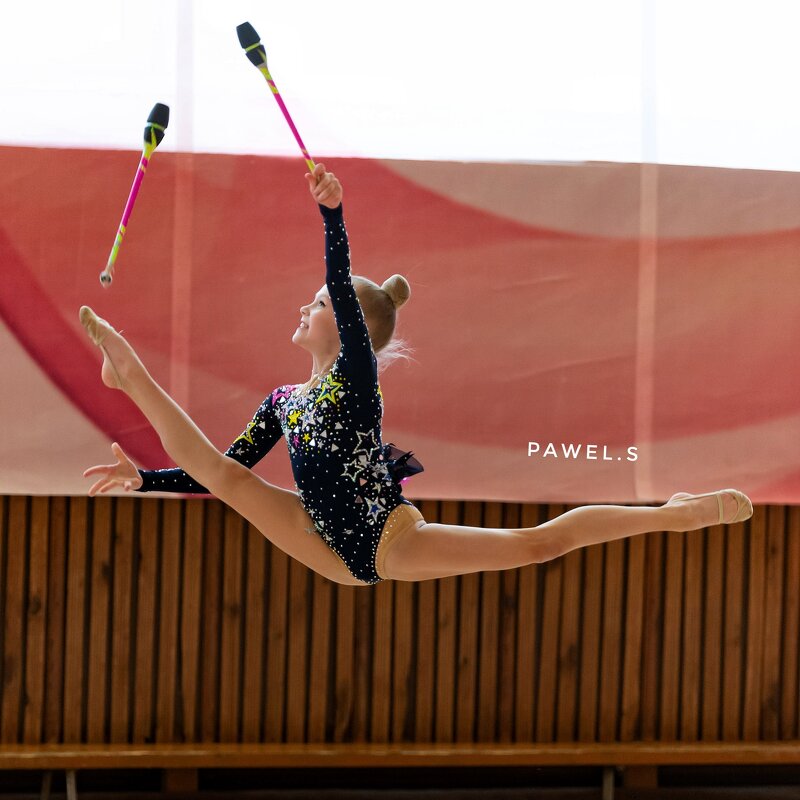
[219,508,245,742]
[476,503,503,743]
[352,584,372,742]
[87,499,112,743]
[370,577,393,743]
[702,525,725,741]
[133,499,159,744]
[3,497,27,743]
[514,504,540,743]
[620,536,646,742]
[155,500,182,743]
[722,524,746,741]
[44,497,67,744]
[536,507,564,742]
[391,574,414,743]
[23,497,48,744]
[599,538,625,742]
[556,547,581,742]
[180,502,205,743]
[680,527,704,741]
[579,544,603,742]
[63,498,88,743]
[659,530,684,741]
[761,506,785,740]
[455,503,480,742]
[264,547,289,742]
[110,498,135,743]
[781,507,800,739]
[434,502,458,744]
[639,534,663,741]
[2,494,800,754]
[414,573,436,742]
[743,510,766,740]
[333,583,354,742]
[242,522,267,743]
[0,498,6,738]
[307,571,332,743]
[286,559,310,742]
[199,502,223,743]
[413,498,439,744]
[497,505,520,744]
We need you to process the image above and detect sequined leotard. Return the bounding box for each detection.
[135,203,419,584]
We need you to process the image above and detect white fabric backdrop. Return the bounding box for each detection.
[2,0,800,169]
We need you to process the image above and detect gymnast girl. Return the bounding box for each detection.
[81,164,753,587]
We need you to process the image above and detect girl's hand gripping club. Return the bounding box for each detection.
[236,22,316,173]
[99,102,170,287]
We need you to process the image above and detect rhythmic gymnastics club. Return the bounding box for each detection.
[99,102,170,287]
[236,22,316,173]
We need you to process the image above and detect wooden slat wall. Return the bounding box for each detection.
[0,496,798,747]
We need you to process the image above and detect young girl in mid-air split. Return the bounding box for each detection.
[81,164,753,587]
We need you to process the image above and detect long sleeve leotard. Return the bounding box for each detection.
[136,203,417,584]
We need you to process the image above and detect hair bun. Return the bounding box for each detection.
[381,274,411,309]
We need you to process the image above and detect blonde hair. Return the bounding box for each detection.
[296,273,416,395]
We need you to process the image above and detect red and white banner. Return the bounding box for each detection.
[2,147,798,502]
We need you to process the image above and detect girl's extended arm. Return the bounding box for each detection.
[84,392,283,496]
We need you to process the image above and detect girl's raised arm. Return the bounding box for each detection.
[306,164,378,388]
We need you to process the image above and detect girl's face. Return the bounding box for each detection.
[292,286,340,354]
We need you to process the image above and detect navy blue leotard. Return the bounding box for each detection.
[135,203,420,584]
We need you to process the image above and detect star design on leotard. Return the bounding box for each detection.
[234,420,257,446]
[341,461,363,482]
[354,429,380,459]
[301,406,319,428]
[364,492,387,523]
[272,386,295,402]
[288,409,303,426]
[315,374,344,406]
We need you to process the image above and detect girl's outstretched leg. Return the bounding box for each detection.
[382,492,752,582]
[79,306,365,586]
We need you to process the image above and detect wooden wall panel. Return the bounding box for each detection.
[0,495,797,752]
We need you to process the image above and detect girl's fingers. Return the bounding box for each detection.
[83,465,113,478]
[88,478,108,496]
[314,179,339,200]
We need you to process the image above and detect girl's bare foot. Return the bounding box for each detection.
[664,489,753,531]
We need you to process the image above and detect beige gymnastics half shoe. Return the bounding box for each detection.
[79,305,123,389]
[79,305,113,346]
[668,489,753,525]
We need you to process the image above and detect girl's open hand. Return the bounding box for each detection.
[305,163,342,208]
[83,442,143,496]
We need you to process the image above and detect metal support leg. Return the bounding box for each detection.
[602,766,615,800]
[66,770,78,800]
[39,771,52,800]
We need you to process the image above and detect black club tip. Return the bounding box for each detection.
[147,102,170,129]
[237,22,261,49]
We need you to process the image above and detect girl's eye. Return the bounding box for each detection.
[318,300,325,306]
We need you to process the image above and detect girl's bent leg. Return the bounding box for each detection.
[382,496,740,582]
[81,309,364,586]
